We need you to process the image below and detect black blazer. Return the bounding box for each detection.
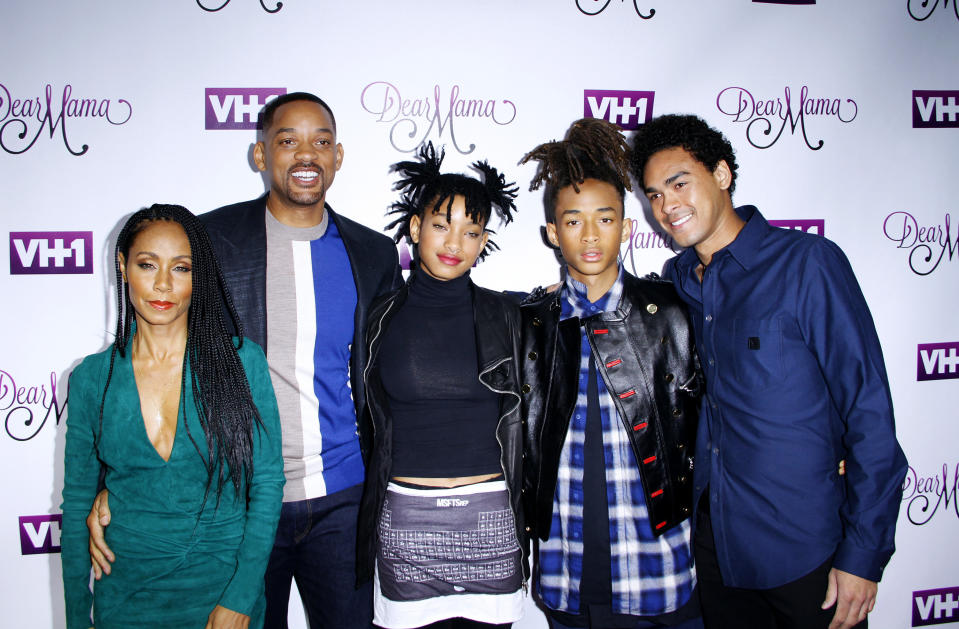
[200,194,402,435]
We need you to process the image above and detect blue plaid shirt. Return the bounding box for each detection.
[537,266,696,617]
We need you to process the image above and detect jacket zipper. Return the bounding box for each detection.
[363,297,398,444]
[479,355,527,587]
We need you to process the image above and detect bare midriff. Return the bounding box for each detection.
[391,472,502,488]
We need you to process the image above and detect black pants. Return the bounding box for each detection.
[694,500,865,629]
[415,620,511,629]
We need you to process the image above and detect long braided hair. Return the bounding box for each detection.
[386,141,519,261]
[100,204,261,501]
[520,117,633,223]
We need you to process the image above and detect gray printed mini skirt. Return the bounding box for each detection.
[373,480,525,629]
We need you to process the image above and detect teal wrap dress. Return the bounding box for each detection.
[60,339,284,629]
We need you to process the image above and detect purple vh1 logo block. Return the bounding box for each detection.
[913,91,959,128]
[205,87,287,130]
[584,90,655,130]
[918,342,959,381]
[10,231,93,275]
[19,514,61,555]
[913,587,959,626]
[768,219,824,236]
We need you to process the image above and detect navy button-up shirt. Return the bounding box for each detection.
[665,206,907,589]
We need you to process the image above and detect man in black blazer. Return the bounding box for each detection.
[88,92,400,629]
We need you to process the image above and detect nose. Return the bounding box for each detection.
[445,231,462,253]
[154,269,172,292]
[659,189,681,216]
[582,219,599,243]
[294,142,318,163]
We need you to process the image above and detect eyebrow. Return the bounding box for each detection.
[274,127,334,136]
[558,206,617,215]
[135,251,192,260]
[645,170,691,194]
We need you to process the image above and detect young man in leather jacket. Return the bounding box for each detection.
[518,118,703,629]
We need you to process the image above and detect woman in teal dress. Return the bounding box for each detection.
[61,204,284,629]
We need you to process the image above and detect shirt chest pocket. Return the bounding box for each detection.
[732,318,784,389]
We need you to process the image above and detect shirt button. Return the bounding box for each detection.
[710,401,717,409]
[708,358,715,366]
[705,314,713,322]
[713,447,719,455]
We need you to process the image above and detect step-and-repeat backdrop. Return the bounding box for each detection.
[2,1,956,627]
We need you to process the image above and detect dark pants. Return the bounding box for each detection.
[414,620,511,629]
[694,503,865,629]
[264,483,373,629]
[548,613,703,629]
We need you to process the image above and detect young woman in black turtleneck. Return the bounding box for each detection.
[356,143,528,629]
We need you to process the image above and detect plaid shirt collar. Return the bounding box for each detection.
[559,265,625,322]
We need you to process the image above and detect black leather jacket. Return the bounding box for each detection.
[356,275,530,584]
[520,272,702,541]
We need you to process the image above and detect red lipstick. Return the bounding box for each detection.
[148,300,174,311]
[437,254,462,266]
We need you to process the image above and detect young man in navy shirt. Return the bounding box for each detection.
[632,114,907,629]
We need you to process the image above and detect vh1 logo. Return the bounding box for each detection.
[913,91,959,128]
[913,587,959,626]
[19,514,61,555]
[584,90,654,130]
[205,87,286,130]
[10,231,93,275]
[768,219,824,236]
[918,342,959,381]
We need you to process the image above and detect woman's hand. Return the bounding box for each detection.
[87,489,114,579]
[205,605,250,629]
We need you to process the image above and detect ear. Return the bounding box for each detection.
[253,142,267,172]
[409,214,421,245]
[620,216,632,244]
[479,231,490,252]
[118,252,128,283]
[545,222,560,248]
[713,160,732,191]
[334,143,344,172]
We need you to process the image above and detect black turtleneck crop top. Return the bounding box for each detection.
[377,272,502,478]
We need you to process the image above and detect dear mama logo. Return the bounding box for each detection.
[196,0,283,12]
[908,0,958,21]
[716,85,857,151]
[574,0,656,19]
[360,82,516,155]
[0,84,132,156]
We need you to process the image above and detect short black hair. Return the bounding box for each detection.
[520,118,632,224]
[630,114,738,196]
[259,91,336,134]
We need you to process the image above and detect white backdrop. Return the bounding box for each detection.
[2,1,957,628]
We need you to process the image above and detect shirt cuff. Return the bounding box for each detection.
[832,540,892,583]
